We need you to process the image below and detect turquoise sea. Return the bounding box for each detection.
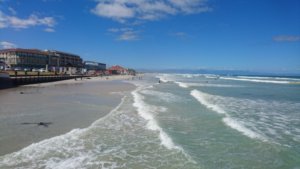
[0,73,300,169]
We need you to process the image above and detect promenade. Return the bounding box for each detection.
[0,72,87,89]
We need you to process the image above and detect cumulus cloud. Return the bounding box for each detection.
[91,0,211,22]
[171,32,189,39]
[118,31,139,41]
[108,27,139,41]
[44,27,55,32]
[0,10,56,29]
[8,7,17,15]
[273,35,300,42]
[0,41,17,49]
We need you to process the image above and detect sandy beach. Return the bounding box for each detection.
[0,75,136,156]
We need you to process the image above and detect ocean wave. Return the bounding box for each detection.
[132,87,180,150]
[222,117,266,140]
[156,74,173,83]
[0,91,199,168]
[237,76,300,81]
[190,89,267,142]
[140,90,182,103]
[175,81,240,88]
[174,82,189,88]
[0,96,129,169]
[190,90,226,114]
[221,77,291,84]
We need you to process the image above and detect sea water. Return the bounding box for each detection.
[0,74,300,169]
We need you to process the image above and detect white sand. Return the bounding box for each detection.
[25,75,135,87]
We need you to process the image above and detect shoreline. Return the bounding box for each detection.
[0,75,138,89]
[0,75,137,156]
[24,75,136,87]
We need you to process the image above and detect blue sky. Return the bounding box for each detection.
[0,0,299,73]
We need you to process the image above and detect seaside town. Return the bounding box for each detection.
[0,48,136,89]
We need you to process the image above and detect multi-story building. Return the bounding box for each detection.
[83,61,106,75]
[46,50,82,68]
[108,65,128,75]
[0,49,48,69]
[84,61,106,71]
[0,48,84,74]
[46,50,83,74]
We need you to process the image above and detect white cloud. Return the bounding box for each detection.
[8,7,17,15]
[44,27,55,32]
[0,41,17,49]
[273,35,300,42]
[92,0,211,22]
[172,32,188,37]
[0,10,56,29]
[118,30,139,41]
[108,27,139,41]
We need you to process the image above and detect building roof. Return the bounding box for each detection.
[0,48,48,55]
[108,65,127,71]
[84,61,106,65]
[46,50,80,58]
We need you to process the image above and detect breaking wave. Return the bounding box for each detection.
[221,77,292,84]
[190,89,267,141]
[132,87,181,150]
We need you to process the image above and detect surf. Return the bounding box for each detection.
[220,77,292,84]
[190,89,267,141]
[132,86,181,150]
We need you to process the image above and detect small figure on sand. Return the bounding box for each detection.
[21,122,53,127]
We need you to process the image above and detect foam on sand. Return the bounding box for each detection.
[0,96,128,169]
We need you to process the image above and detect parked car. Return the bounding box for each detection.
[14,67,22,71]
[39,68,46,72]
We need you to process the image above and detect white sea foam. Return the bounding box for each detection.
[190,89,267,142]
[190,90,226,114]
[204,74,220,79]
[221,77,291,84]
[180,82,240,88]
[175,81,189,88]
[0,96,129,169]
[222,117,266,140]
[238,76,300,81]
[156,74,173,83]
[132,87,180,150]
[140,90,182,103]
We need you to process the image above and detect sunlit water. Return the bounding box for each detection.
[0,74,300,169]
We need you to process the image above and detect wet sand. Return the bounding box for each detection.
[0,75,136,156]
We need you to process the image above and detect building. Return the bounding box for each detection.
[46,50,83,74]
[0,48,83,74]
[108,65,128,75]
[83,61,106,76]
[0,49,49,69]
[84,61,106,71]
